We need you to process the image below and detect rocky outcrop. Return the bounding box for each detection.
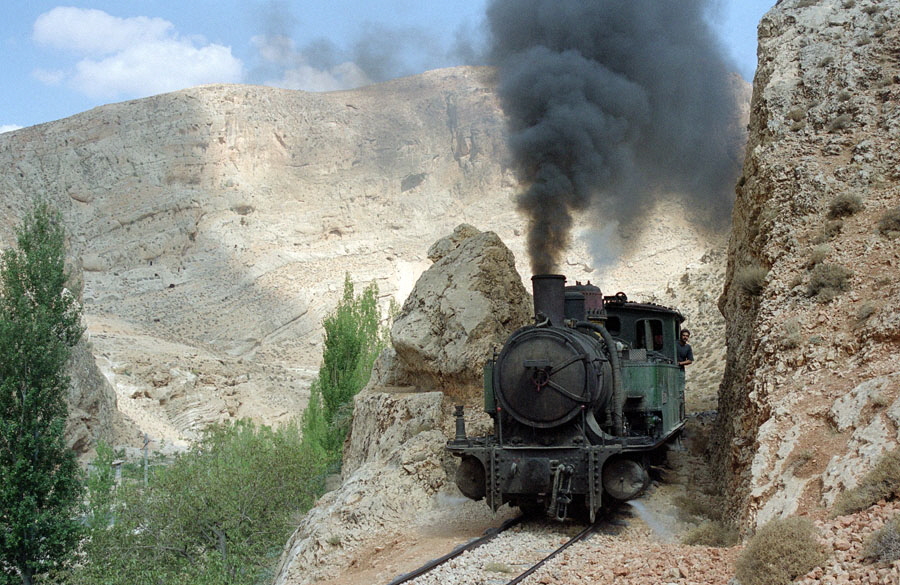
[715,0,900,529]
[64,338,127,453]
[274,226,528,585]
[273,390,448,585]
[386,224,532,395]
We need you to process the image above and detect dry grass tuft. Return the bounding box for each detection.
[827,193,863,218]
[807,263,852,302]
[736,264,768,296]
[878,207,900,238]
[865,516,900,563]
[682,520,740,547]
[734,517,827,585]
[832,449,900,517]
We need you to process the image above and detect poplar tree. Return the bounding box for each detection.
[0,203,84,585]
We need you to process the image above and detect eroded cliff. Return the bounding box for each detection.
[715,0,900,529]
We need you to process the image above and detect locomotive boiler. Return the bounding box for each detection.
[447,274,687,522]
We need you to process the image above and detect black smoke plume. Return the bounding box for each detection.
[487,0,744,274]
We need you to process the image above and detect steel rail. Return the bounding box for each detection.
[504,521,596,585]
[384,514,525,585]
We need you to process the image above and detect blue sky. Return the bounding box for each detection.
[1,1,774,132]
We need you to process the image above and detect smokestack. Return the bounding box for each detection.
[532,274,566,326]
[487,0,743,273]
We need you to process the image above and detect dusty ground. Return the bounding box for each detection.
[313,417,725,585]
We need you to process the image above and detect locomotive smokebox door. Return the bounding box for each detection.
[495,327,611,428]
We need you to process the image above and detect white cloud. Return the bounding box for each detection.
[72,41,243,99]
[34,7,173,55]
[1,125,24,134]
[31,68,65,86]
[32,7,243,99]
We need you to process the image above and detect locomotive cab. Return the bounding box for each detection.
[602,296,686,442]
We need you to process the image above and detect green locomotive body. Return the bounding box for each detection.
[448,275,687,522]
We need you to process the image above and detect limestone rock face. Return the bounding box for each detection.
[65,338,128,453]
[714,0,900,529]
[389,224,532,393]
[272,390,448,585]
[0,67,522,447]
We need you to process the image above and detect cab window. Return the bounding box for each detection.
[635,319,664,351]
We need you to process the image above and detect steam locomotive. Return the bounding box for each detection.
[447,274,687,522]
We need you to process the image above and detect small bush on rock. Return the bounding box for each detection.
[682,520,740,547]
[736,264,768,296]
[827,193,863,218]
[865,515,900,563]
[812,219,844,243]
[807,262,852,302]
[832,448,900,516]
[828,114,853,133]
[878,207,900,238]
[807,244,831,268]
[781,318,803,349]
[855,302,877,327]
[735,517,827,585]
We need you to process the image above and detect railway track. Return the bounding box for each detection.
[384,515,601,585]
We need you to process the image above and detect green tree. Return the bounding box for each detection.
[304,275,390,459]
[0,203,84,585]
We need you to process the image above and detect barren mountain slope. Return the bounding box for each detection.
[0,66,734,448]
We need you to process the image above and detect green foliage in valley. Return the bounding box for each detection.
[61,275,391,584]
[66,421,321,585]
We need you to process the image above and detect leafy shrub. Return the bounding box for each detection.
[734,517,827,585]
[682,520,740,547]
[832,448,900,516]
[807,262,852,302]
[878,207,900,238]
[865,515,900,563]
[736,264,768,296]
[72,420,325,585]
[828,193,863,218]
